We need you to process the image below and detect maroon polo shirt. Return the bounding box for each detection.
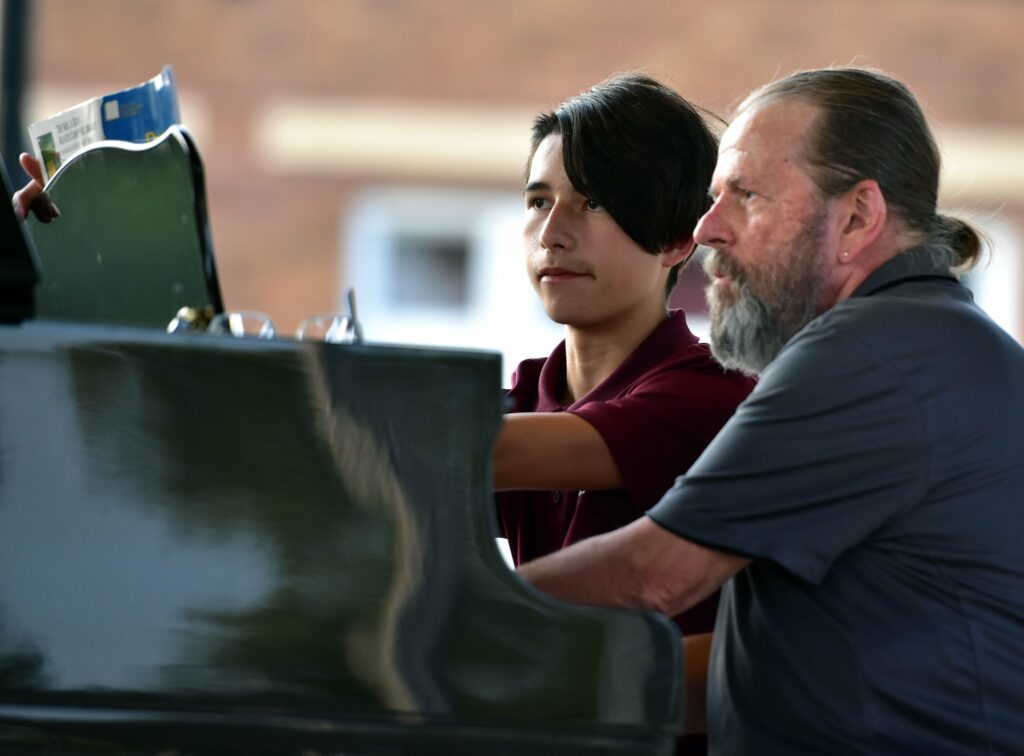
[496,310,755,637]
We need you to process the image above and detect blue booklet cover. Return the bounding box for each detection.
[101,66,181,143]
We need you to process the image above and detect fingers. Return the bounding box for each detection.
[30,192,61,222]
[12,184,60,222]
[11,185,36,220]
[13,152,59,222]
[19,152,44,186]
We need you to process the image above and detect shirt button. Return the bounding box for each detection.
[552,492,561,503]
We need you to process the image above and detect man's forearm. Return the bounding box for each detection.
[517,523,657,610]
[517,516,747,616]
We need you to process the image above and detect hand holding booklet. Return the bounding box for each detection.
[28,65,182,183]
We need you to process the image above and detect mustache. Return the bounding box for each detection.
[702,248,748,283]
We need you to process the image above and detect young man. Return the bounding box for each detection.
[519,68,1024,754]
[492,74,755,748]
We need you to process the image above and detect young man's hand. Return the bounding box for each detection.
[12,153,60,222]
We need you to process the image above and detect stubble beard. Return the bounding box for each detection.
[704,209,830,375]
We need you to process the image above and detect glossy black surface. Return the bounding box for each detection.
[0,323,681,753]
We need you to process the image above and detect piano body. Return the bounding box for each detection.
[0,137,682,754]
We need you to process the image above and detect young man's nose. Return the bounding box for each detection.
[539,202,576,251]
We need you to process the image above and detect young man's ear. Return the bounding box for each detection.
[836,179,887,264]
[662,237,696,268]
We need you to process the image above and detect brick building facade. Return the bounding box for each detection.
[23,0,1024,350]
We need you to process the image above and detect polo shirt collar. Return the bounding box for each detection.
[851,245,957,298]
[535,310,698,410]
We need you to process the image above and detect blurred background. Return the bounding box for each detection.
[4,0,1022,375]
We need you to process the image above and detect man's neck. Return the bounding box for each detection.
[561,306,669,404]
[832,227,922,305]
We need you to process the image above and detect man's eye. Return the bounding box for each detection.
[527,197,550,210]
[742,190,757,201]
[584,199,603,211]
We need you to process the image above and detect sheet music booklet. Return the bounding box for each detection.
[28,65,181,183]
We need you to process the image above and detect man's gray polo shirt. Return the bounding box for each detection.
[649,247,1024,754]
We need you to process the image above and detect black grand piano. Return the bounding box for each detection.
[0,139,682,754]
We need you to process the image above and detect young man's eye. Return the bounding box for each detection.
[584,198,603,211]
[526,196,550,210]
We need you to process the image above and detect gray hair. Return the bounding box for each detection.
[739,67,981,271]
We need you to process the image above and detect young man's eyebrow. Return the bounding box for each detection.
[524,181,550,193]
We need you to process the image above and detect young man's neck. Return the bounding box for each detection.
[561,306,670,404]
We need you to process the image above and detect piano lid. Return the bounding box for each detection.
[0,323,682,754]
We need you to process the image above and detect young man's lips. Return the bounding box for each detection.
[539,267,588,282]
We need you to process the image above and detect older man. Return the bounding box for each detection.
[520,68,1024,754]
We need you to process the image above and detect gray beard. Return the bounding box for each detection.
[707,283,790,375]
[704,213,828,375]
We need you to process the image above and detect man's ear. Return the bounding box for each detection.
[662,237,696,268]
[836,179,888,264]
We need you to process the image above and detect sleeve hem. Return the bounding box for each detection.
[645,512,828,585]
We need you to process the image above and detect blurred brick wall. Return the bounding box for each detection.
[24,0,1024,333]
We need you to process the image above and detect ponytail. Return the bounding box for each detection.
[934,214,986,272]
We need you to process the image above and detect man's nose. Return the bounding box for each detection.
[694,199,733,249]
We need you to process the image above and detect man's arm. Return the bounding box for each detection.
[493,412,623,491]
[517,515,749,617]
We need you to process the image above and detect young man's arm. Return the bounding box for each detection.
[493,412,623,491]
[517,515,749,617]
